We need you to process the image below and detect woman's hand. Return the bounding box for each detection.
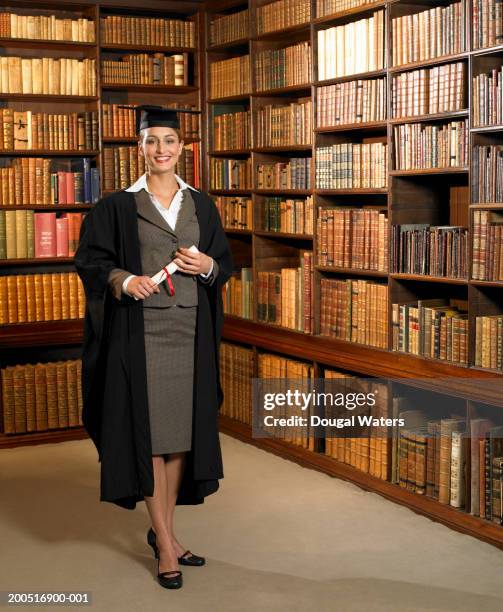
[174,247,213,275]
[126,275,160,299]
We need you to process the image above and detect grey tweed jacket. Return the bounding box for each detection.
[108,188,219,305]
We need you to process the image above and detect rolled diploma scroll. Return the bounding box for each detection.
[133,244,199,300]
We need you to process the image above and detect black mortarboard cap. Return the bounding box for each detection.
[117,104,200,134]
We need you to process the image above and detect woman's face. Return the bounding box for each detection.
[138,126,184,174]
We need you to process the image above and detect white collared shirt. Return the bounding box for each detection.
[122,173,212,294]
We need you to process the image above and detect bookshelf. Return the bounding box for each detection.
[203,0,503,548]
[0,0,205,446]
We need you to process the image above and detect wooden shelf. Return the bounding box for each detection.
[0,257,74,265]
[252,22,310,42]
[253,145,312,153]
[389,167,469,176]
[0,427,88,449]
[252,84,312,96]
[224,228,253,235]
[316,265,388,277]
[0,150,99,157]
[314,69,386,87]
[219,415,503,550]
[314,188,388,195]
[0,319,83,349]
[313,1,387,27]
[389,52,470,74]
[101,84,198,93]
[0,37,95,51]
[208,93,251,103]
[209,189,252,195]
[101,43,196,53]
[390,273,468,285]
[0,204,92,210]
[254,230,313,240]
[471,125,503,133]
[208,148,251,155]
[254,189,311,196]
[0,93,98,102]
[315,121,388,133]
[389,110,469,125]
[207,37,250,52]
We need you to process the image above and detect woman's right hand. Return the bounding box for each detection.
[126,275,161,300]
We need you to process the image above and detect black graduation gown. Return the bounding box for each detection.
[74,188,234,510]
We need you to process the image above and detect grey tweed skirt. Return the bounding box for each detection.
[143,305,197,455]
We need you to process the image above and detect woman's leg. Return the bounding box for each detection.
[163,451,188,556]
[144,455,179,573]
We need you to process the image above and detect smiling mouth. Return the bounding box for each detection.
[155,156,172,162]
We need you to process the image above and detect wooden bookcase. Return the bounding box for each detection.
[203,0,503,548]
[0,0,204,446]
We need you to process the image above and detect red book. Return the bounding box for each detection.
[57,172,67,204]
[56,215,69,257]
[65,172,75,204]
[34,213,57,257]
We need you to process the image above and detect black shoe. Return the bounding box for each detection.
[147,527,159,559]
[178,550,205,566]
[157,559,183,590]
[148,527,205,566]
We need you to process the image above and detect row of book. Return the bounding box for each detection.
[0,57,96,96]
[393,120,468,170]
[261,196,314,235]
[259,354,315,451]
[209,158,252,191]
[255,100,312,147]
[317,207,388,272]
[256,160,311,191]
[392,300,468,365]
[473,67,503,127]
[317,11,386,81]
[0,12,94,42]
[325,376,389,480]
[0,158,99,205]
[472,145,503,203]
[320,278,388,349]
[317,79,386,127]
[0,109,98,151]
[210,56,251,99]
[315,143,388,189]
[391,224,468,278]
[256,0,310,35]
[209,9,249,47]
[101,53,188,86]
[212,110,250,151]
[0,210,84,259]
[257,253,313,333]
[222,269,253,320]
[219,342,254,425]
[392,1,466,67]
[100,15,195,48]
[0,272,85,325]
[0,360,83,434]
[255,42,312,91]
[103,103,199,139]
[472,210,503,281]
[475,315,503,370]
[473,0,503,50]
[392,63,466,118]
[215,196,253,231]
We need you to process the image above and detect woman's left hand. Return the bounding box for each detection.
[174,247,213,275]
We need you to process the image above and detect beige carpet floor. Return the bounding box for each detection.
[1,433,503,612]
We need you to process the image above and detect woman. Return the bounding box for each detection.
[75,105,233,590]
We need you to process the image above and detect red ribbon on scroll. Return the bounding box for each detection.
[162,267,175,296]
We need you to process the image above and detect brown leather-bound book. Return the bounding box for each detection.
[50,273,62,320]
[15,275,27,323]
[24,364,36,432]
[0,277,7,324]
[6,275,18,323]
[415,427,428,495]
[33,274,44,321]
[76,360,83,426]
[480,439,486,518]
[56,361,69,427]
[60,273,70,320]
[439,418,465,504]
[1,367,15,434]
[45,362,58,429]
[41,274,53,320]
[34,363,48,431]
[66,360,79,427]
[13,365,27,433]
